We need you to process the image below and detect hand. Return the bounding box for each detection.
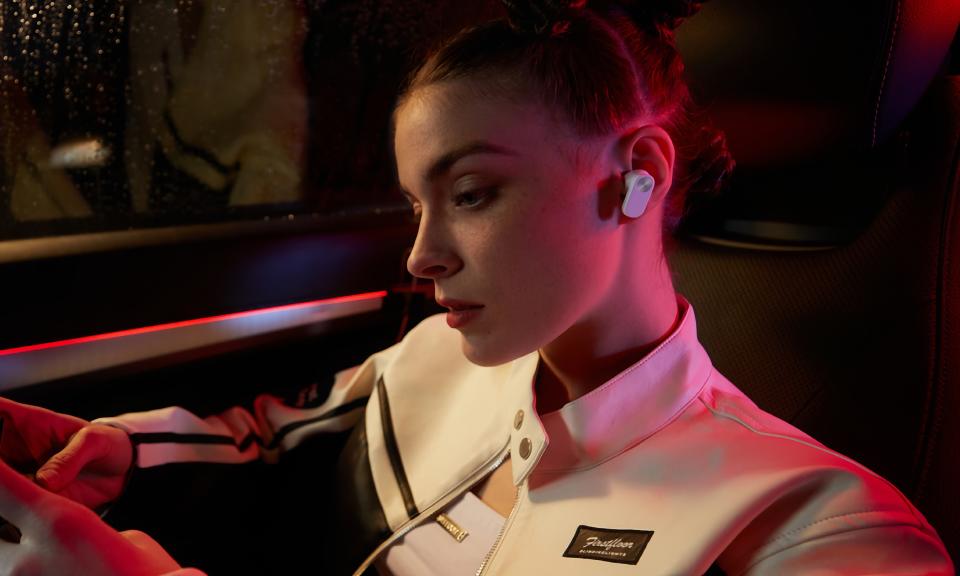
[0,457,188,576]
[0,398,132,510]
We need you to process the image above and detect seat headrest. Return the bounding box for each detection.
[675,0,959,247]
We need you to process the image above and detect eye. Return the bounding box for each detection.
[453,187,495,209]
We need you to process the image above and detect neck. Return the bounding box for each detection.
[535,251,680,414]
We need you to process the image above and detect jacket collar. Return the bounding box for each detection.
[503,294,714,486]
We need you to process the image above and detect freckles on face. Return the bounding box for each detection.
[395,80,618,366]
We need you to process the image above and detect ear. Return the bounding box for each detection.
[616,124,676,212]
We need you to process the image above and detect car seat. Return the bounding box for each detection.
[668,0,960,561]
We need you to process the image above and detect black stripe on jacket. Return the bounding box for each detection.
[128,396,369,453]
[375,374,419,519]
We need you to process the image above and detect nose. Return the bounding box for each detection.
[406,216,461,279]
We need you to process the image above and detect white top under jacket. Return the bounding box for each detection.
[98,295,955,575]
[376,490,505,576]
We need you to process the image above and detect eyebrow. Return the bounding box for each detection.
[426,141,518,181]
[399,141,519,198]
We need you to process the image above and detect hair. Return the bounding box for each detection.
[393,0,735,254]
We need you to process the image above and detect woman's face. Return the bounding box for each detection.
[394,78,628,366]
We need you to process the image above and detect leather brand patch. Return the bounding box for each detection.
[562,525,653,565]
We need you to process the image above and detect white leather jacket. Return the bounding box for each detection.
[100,295,954,575]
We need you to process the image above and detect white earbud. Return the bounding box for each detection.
[621,169,655,218]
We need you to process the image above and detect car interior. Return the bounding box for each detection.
[1,0,958,574]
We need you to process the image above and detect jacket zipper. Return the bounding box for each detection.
[352,438,512,576]
[475,481,522,576]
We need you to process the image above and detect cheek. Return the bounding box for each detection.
[454,214,608,364]
[522,199,621,323]
[495,196,602,311]
[523,184,608,276]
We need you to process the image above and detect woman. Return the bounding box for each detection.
[0,1,953,574]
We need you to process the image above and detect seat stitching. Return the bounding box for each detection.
[872,0,902,146]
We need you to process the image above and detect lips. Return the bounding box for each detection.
[437,298,484,311]
[437,298,484,329]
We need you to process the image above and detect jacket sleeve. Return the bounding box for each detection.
[734,523,954,575]
[92,350,386,470]
[716,468,956,576]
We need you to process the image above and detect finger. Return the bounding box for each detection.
[0,418,34,471]
[122,530,165,554]
[35,429,104,492]
[0,414,15,461]
[0,398,37,434]
[0,401,84,466]
[120,530,187,573]
[0,457,46,527]
[0,398,86,437]
[0,396,24,421]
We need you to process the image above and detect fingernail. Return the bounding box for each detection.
[35,470,52,486]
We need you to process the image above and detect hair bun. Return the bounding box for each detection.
[501,0,588,36]
[614,0,707,32]
[502,1,707,37]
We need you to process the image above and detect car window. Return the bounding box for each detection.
[0,1,491,241]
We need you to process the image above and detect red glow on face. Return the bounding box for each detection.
[0,291,388,357]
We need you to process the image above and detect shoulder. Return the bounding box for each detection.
[692,372,949,572]
[697,372,918,508]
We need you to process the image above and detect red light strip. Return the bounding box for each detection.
[0,291,388,357]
